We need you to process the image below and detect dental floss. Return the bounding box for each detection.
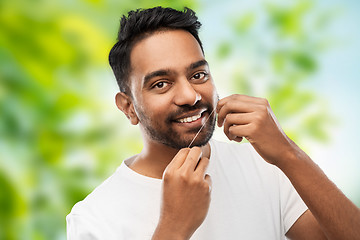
[187,107,216,148]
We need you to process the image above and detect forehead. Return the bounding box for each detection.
[129,30,205,79]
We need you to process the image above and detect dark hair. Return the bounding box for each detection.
[108,7,203,93]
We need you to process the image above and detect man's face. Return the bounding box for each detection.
[128,30,218,149]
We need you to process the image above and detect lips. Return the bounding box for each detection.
[173,109,206,123]
[176,113,202,123]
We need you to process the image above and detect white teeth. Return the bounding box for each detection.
[178,113,201,123]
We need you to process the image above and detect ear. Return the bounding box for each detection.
[115,92,139,125]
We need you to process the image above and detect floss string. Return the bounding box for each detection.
[187,108,216,148]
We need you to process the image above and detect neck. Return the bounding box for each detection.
[128,140,211,179]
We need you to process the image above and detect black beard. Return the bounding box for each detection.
[136,101,216,149]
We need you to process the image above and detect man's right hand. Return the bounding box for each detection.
[152,147,212,240]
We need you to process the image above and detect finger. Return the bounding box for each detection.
[241,95,269,105]
[217,94,267,114]
[165,148,190,171]
[225,124,252,141]
[180,147,202,172]
[222,112,253,132]
[217,99,257,127]
[194,157,209,176]
[222,112,255,139]
[216,96,230,113]
[204,174,212,193]
[233,136,243,143]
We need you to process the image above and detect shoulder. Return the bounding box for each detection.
[66,165,124,240]
[67,154,141,218]
[66,158,136,239]
[68,163,124,215]
[66,155,162,239]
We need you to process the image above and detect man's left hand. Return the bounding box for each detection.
[217,94,296,166]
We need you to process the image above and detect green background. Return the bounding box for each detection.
[1,0,359,239]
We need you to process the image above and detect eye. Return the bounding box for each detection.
[152,81,169,89]
[191,72,209,82]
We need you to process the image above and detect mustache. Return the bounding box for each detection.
[166,101,214,122]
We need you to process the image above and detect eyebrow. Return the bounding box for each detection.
[187,59,209,72]
[143,69,175,87]
[143,59,209,87]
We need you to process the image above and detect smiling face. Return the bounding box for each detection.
[125,29,218,149]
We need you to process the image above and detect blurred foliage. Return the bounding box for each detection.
[0,0,353,239]
[0,0,196,239]
[211,0,335,148]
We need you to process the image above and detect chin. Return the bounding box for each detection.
[160,135,210,149]
[189,138,210,148]
[186,131,214,148]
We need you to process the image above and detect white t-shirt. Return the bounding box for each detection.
[67,140,308,239]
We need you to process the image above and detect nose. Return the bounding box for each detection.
[173,79,201,106]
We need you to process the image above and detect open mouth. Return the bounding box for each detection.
[174,109,206,124]
[176,113,202,123]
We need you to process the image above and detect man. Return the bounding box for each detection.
[67,7,360,239]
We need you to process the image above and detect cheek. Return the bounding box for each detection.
[138,94,173,119]
[199,82,217,103]
[209,83,219,104]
